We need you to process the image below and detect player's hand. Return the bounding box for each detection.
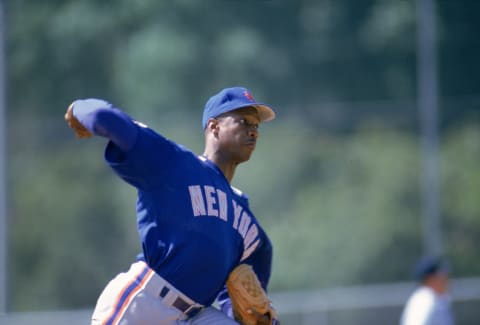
[226,264,277,325]
[64,102,93,139]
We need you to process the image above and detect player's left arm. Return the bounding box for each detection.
[218,230,277,324]
[242,228,273,289]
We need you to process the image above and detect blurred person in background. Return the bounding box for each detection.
[400,256,454,325]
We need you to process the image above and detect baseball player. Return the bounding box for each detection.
[65,87,279,325]
[400,256,454,325]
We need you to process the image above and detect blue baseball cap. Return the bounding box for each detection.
[413,256,449,281]
[202,87,276,129]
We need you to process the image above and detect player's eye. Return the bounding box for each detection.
[240,119,259,130]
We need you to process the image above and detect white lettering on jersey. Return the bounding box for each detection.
[217,189,228,221]
[188,184,261,259]
[188,185,206,216]
[241,239,260,261]
[204,185,218,217]
[232,200,243,229]
[238,212,251,238]
[244,224,258,248]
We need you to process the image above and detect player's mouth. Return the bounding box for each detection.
[245,140,256,149]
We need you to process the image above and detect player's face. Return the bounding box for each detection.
[215,107,260,163]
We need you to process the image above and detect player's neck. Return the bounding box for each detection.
[202,152,238,183]
[216,161,237,183]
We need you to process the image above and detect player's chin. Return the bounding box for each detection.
[237,150,254,163]
[245,145,256,157]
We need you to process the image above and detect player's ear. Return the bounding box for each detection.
[206,118,220,135]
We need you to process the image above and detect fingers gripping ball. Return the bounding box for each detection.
[226,264,278,325]
[64,103,93,139]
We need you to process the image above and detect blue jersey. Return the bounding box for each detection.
[73,99,272,306]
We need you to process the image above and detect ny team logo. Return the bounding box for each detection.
[243,91,255,102]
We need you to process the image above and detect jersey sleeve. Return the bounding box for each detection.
[72,98,183,190]
[72,98,138,151]
[217,226,273,318]
[104,124,182,190]
[242,228,273,290]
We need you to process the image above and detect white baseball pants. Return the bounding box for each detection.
[91,261,239,325]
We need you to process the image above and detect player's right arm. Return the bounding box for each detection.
[65,98,181,190]
[65,98,138,152]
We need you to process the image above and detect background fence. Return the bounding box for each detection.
[1,277,479,325]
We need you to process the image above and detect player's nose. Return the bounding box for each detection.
[248,128,259,138]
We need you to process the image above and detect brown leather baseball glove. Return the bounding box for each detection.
[226,264,278,325]
[64,102,92,139]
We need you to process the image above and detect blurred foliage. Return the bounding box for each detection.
[4,0,480,311]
